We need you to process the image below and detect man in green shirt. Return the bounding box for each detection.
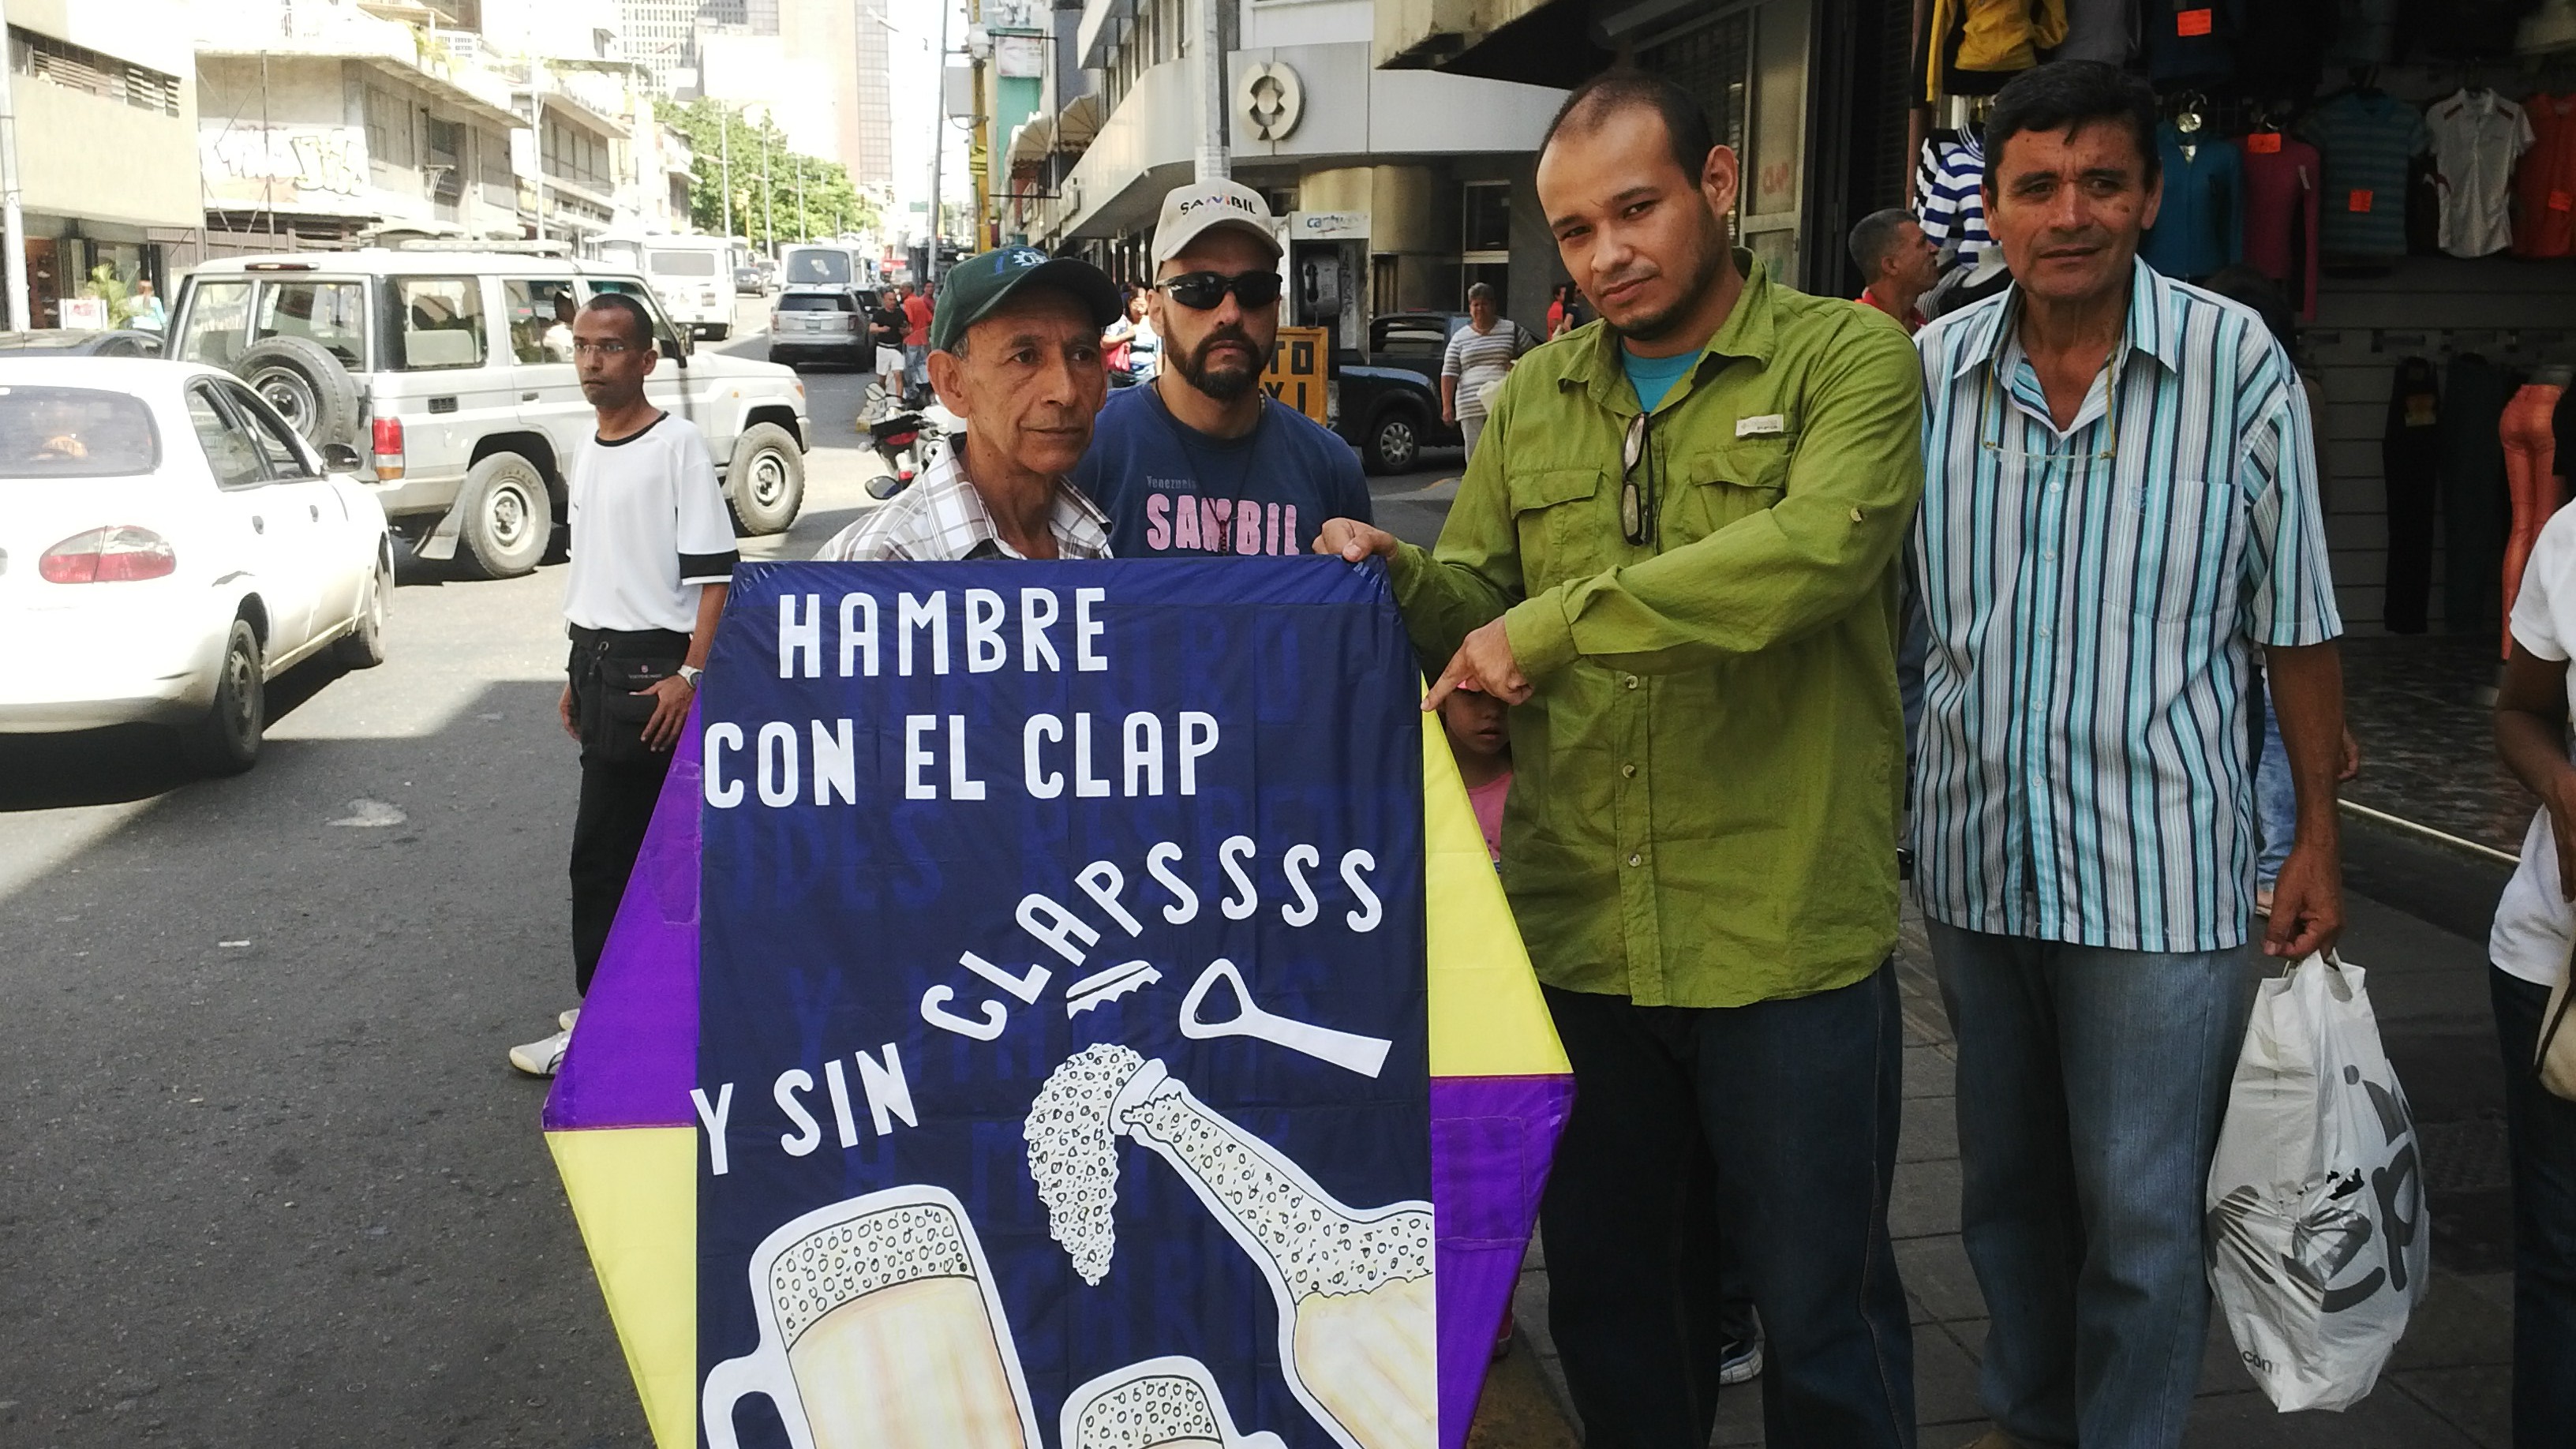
[1319,71,1923,1447]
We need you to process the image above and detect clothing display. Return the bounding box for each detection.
[2327,0,2398,64]
[2146,0,2240,83]
[2299,90,2433,260]
[2237,0,2338,100]
[2444,354,2512,637]
[1921,0,2069,99]
[2514,93,2576,259]
[2503,380,2568,651]
[2406,152,2445,255]
[2141,122,2244,278]
[2382,357,2443,635]
[2425,88,2534,257]
[1918,132,1993,268]
[2055,0,2132,63]
[2240,133,2322,317]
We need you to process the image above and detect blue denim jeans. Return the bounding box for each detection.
[2250,673,2294,888]
[1926,923,2256,1449]
[2491,966,2576,1447]
[1537,968,1915,1449]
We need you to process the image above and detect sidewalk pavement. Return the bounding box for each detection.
[1470,883,2518,1448]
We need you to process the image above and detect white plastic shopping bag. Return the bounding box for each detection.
[2205,952,2428,1413]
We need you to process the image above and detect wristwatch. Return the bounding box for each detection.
[676,665,702,688]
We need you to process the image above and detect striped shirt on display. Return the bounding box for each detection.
[1916,133,1991,263]
[1908,260,2341,954]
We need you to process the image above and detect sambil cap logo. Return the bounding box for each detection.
[1151,181,1282,268]
[1006,248,1048,268]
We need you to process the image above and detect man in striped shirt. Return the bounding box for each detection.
[1909,62,2346,1449]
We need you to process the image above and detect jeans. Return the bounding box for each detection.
[2491,966,2576,1447]
[1927,923,2256,1449]
[2250,671,2294,889]
[903,343,930,391]
[1538,968,1915,1449]
[569,754,673,996]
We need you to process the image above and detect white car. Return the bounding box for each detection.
[0,358,393,774]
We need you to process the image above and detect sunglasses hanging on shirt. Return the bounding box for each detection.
[1156,270,1286,311]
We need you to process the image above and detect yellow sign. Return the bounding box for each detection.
[1263,326,1329,425]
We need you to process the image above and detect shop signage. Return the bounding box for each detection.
[1239,62,1305,142]
[1265,326,1331,425]
[541,559,1578,1449]
[197,122,372,206]
[1289,211,1370,242]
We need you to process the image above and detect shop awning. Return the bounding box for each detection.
[1057,94,1103,152]
[1006,113,1056,170]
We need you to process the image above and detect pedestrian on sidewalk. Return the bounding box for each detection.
[1908,62,2346,1449]
[511,293,737,1076]
[1071,180,1370,557]
[1320,68,1923,1447]
[1849,207,1939,335]
[2486,504,2576,1448]
[1441,283,1537,459]
[900,281,934,406]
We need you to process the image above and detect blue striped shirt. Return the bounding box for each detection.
[1908,260,2341,953]
[1917,133,1992,263]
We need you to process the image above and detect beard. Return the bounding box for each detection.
[1604,219,1732,344]
[1169,324,1265,402]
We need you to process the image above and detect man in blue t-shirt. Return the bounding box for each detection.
[1073,179,1371,556]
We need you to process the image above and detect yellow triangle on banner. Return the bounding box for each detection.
[547,1127,699,1449]
[1421,717,1571,1080]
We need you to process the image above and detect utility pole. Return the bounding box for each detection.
[794,154,805,243]
[719,103,732,239]
[1196,0,1227,182]
[0,0,33,328]
[761,121,774,253]
[927,0,950,282]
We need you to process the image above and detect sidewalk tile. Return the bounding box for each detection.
[2389,1272,2514,1370]
[1887,1159,1962,1240]
[1894,1234,1985,1324]
[2187,1384,2484,1446]
[1904,1044,1953,1099]
[1896,1104,1959,1163]
[2387,1365,2510,1448]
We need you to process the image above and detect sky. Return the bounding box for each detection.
[878,0,975,249]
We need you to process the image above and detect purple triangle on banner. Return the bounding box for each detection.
[1431,1074,1574,1443]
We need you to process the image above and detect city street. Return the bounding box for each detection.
[0,298,1461,1448]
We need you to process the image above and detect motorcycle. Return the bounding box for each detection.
[858,353,956,500]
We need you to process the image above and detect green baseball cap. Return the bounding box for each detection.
[929,247,1124,354]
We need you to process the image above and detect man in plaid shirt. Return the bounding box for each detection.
[818,247,1125,562]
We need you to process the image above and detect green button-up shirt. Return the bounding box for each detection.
[1390,254,1924,1007]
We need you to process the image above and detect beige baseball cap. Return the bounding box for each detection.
[1150,179,1284,268]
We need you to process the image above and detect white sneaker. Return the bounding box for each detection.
[509,1027,571,1077]
[558,1006,581,1032]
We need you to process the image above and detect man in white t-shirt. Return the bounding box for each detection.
[510,291,738,1076]
[2488,502,2576,1440]
[1439,283,1535,459]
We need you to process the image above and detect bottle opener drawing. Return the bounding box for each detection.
[1177,958,1393,1078]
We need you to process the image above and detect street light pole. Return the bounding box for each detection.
[927,0,950,282]
[0,0,32,329]
[761,121,774,253]
[795,154,805,242]
[719,103,732,240]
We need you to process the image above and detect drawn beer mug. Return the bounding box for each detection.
[1061,1354,1287,1449]
[702,1183,1043,1449]
[1028,1045,1436,1449]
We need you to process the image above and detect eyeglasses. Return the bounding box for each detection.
[1620,410,1654,546]
[571,339,635,358]
[1155,270,1284,311]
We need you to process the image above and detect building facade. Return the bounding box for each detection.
[9,0,200,322]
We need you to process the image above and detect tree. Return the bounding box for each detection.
[656,98,878,245]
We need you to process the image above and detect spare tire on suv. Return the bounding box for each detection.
[231,335,363,448]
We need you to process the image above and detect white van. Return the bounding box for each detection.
[778,244,875,292]
[167,245,811,578]
[597,234,738,339]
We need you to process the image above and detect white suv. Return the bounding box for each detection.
[167,245,811,578]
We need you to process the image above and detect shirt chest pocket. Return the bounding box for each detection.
[2117,474,2248,621]
[1667,440,1792,547]
[1509,466,1615,579]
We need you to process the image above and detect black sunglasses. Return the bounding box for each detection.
[1620,410,1655,547]
[1155,270,1284,311]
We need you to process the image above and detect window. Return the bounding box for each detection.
[8,28,181,116]
[388,276,486,371]
[1462,183,1512,254]
[783,249,853,285]
[1373,316,1450,353]
[0,385,159,479]
[542,114,611,193]
[217,381,316,480]
[364,84,417,169]
[504,278,581,364]
[253,279,369,369]
[174,279,252,367]
[778,293,854,312]
[647,249,719,277]
[582,278,680,355]
[186,388,264,490]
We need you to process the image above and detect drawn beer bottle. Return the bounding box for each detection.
[702,1184,1043,1449]
[1028,1046,1436,1449]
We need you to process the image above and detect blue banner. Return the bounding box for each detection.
[692,556,1430,1449]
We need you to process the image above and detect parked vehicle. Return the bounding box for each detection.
[0,328,164,358]
[768,286,871,369]
[859,378,950,500]
[1330,312,1470,474]
[0,358,393,774]
[734,264,767,297]
[778,244,874,292]
[166,245,813,579]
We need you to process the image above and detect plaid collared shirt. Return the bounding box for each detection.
[812,449,1113,562]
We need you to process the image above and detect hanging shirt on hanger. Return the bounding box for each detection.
[2326,0,2398,64]
[2241,133,2323,318]
[2299,89,2432,260]
[1922,0,2069,97]
[2147,0,2241,83]
[2425,88,2534,258]
[2054,0,2133,63]
[1918,133,1992,268]
[2514,93,2576,259]
[2140,122,2245,279]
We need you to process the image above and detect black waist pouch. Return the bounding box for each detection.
[571,628,687,768]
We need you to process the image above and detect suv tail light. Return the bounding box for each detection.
[39,526,175,583]
[371,416,405,481]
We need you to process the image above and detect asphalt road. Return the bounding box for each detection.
[0,298,1455,1448]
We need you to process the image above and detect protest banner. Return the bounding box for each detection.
[542,556,1571,1449]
